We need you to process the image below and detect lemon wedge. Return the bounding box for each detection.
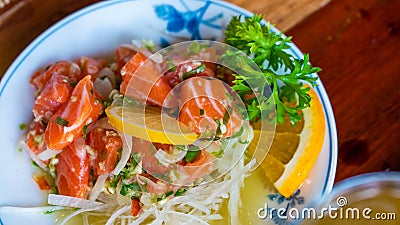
[248,86,326,197]
[105,106,198,145]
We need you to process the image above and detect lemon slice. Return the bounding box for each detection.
[105,106,198,145]
[248,86,326,197]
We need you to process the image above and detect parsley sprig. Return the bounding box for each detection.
[224,15,321,124]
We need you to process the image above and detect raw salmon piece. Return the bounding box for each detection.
[87,127,122,177]
[55,137,90,198]
[26,121,46,155]
[131,137,170,175]
[33,75,73,121]
[45,76,103,150]
[77,56,107,81]
[30,61,81,91]
[178,77,243,137]
[120,52,174,107]
[133,137,214,188]
[176,150,214,184]
[115,45,136,71]
[163,61,216,88]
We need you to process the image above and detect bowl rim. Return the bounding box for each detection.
[331,171,400,197]
[0,0,338,201]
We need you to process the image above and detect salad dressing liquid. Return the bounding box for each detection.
[211,167,273,225]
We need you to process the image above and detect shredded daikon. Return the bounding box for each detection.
[89,174,109,201]
[113,131,132,175]
[105,205,131,225]
[48,194,102,208]
[37,148,62,161]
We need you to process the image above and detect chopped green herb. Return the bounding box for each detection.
[238,139,250,144]
[199,108,205,116]
[182,64,206,80]
[119,153,140,180]
[43,208,62,214]
[185,41,210,56]
[120,182,140,196]
[214,118,222,138]
[19,123,27,130]
[157,190,174,202]
[227,126,244,139]
[32,160,39,168]
[166,58,177,72]
[176,145,187,151]
[185,148,201,163]
[68,80,78,87]
[54,117,69,126]
[102,100,109,108]
[45,64,52,70]
[142,39,155,51]
[82,123,91,139]
[174,189,187,196]
[223,106,232,125]
[211,149,224,158]
[110,175,119,188]
[18,148,23,152]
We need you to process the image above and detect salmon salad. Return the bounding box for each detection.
[19,14,322,225]
[21,41,254,225]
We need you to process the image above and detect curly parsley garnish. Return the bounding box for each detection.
[224,15,321,124]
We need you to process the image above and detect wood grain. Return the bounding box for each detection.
[287,0,400,181]
[227,0,331,31]
[0,0,98,76]
[0,0,328,77]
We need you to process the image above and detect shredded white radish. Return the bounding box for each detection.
[89,174,109,201]
[165,211,210,225]
[129,208,155,225]
[37,148,61,161]
[105,205,131,225]
[228,148,245,225]
[205,159,255,205]
[177,200,210,214]
[48,194,102,208]
[113,132,132,175]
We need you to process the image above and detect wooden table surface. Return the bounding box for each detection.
[1,0,399,184]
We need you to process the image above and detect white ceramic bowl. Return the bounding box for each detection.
[0,0,337,224]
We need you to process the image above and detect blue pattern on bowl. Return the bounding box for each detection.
[154,0,223,40]
[268,189,305,225]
